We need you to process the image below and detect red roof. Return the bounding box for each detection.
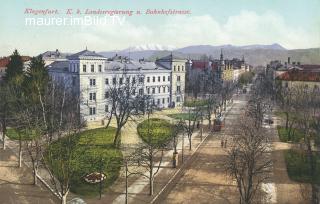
[0,56,30,68]
[192,61,208,70]
[277,70,320,82]
[0,57,9,67]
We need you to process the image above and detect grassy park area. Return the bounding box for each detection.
[47,127,123,197]
[183,99,208,107]
[6,128,38,141]
[277,126,304,143]
[137,118,174,145]
[285,149,320,184]
[168,113,197,121]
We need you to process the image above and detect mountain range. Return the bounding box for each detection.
[99,43,320,67]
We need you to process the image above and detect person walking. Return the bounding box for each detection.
[221,139,224,148]
[224,139,227,148]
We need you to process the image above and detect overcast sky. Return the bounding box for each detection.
[0,0,319,56]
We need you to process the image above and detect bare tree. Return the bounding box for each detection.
[43,83,85,204]
[184,107,201,150]
[127,102,169,195]
[226,116,272,204]
[106,71,145,147]
[293,86,320,203]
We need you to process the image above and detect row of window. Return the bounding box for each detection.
[284,82,319,90]
[89,76,180,87]
[89,97,171,116]
[83,64,103,73]
[146,76,170,83]
[147,86,170,94]
[173,65,184,72]
[105,76,143,85]
[89,88,144,101]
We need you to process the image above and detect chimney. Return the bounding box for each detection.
[288,57,291,64]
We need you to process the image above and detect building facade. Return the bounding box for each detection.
[48,50,186,123]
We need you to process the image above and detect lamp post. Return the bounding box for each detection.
[99,157,104,200]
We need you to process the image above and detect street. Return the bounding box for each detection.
[153,94,248,204]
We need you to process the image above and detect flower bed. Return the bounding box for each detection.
[84,172,106,184]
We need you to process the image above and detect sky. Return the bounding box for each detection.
[0,0,319,56]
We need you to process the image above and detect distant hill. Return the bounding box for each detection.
[98,44,320,66]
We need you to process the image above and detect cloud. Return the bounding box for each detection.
[74,10,320,51]
[1,10,319,56]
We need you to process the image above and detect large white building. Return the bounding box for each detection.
[48,49,186,123]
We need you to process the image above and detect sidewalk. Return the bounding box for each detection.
[270,109,308,204]
[0,141,58,204]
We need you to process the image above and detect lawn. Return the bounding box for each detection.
[168,113,197,121]
[184,99,208,107]
[6,128,38,141]
[137,118,174,146]
[46,127,123,197]
[277,126,304,143]
[285,149,320,184]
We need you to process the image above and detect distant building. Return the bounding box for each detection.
[276,68,320,91]
[48,49,186,123]
[41,49,68,66]
[185,50,249,96]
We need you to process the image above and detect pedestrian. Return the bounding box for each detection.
[221,139,224,148]
[197,121,200,129]
[224,139,227,148]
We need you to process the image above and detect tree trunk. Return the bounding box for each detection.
[2,130,5,150]
[149,161,154,196]
[33,169,37,185]
[113,128,121,147]
[149,176,154,196]
[285,112,289,130]
[61,192,68,204]
[18,139,22,168]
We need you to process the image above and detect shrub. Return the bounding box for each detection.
[138,118,174,146]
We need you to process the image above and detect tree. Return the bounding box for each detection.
[239,71,254,87]
[43,83,84,204]
[4,50,24,83]
[184,106,201,150]
[204,95,216,129]
[293,86,320,203]
[107,72,145,147]
[226,116,272,204]
[127,100,168,195]
[1,50,25,150]
[0,84,12,150]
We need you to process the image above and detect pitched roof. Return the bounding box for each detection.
[47,60,69,72]
[67,49,106,60]
[277,70,320,82]
[156,53,185,61]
